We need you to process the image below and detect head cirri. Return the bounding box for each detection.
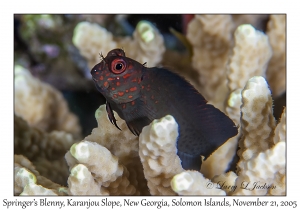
[91,49,144,104]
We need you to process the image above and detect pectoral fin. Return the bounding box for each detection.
[106,101,121,131]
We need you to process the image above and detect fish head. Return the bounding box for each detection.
[91,49,144,104]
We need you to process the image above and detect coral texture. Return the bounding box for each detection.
[117,20,165,67]
[14,114,76,185]
[227,24,272,92]
[266,108,286,196]
[232,76,285,195]
[65,105,148,195]
[171,171,226,195]
[14,155,67,195]
[200,135,239,179]
[199,89,242,179]
[73,20,165,69]
[212,171,238,195]
[268,171,286,195]
[186,15,234,109]
[67,164,109,195]
[84,105,139,164]
[266,15,286,97]
[273,107,286,144]
[233,142,285,195]
[14,65,81,138]
[77,105,149,194]
[200,23,273,178]
[231,14,269,30]
[225,88,242,125]
[139,115,184,195]
[66,141,138,195]
[73,22,117,69]
[237,76,276,166]
[14,115,76,161]
[16,96,286,195]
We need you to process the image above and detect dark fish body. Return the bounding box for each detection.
[91,49,238,170]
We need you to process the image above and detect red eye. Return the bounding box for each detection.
[111,58,126,74]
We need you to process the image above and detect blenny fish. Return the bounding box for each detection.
[91,49,238,170]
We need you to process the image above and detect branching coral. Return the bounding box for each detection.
[67,163,109,195]
[200,135,239,179]
[199,88,243,179]
[266,15,286,97]
[117,20,165,67]
[239,76,275,158]
[73,20,165,69]
[171,171,226,195]
[73,22,117,69]
[225,88,243,125]
[167,22,285,192]
[65,105,148,195]
[185,15,277,112]
[66,141,138,195]
[186,15,234,109]
[79,105,148,194]
[200,24,272,178]
[234,142,285,195]
[273,107,286,144]
[211,171,238,195]
[14,115,76,161]
[139,115,184,195]
[83,105,139,164]
[227,24,272,92]
[231,15,269,31]
[64,110,234,196]
[14,155,67,195]
[232,76,285,195]
[14,15,286,196]
[14,65,81,138]
[237,76,276,166]
[16,95,286,196]
[14,114,77,185]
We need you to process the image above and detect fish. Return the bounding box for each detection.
[91,48,238,170]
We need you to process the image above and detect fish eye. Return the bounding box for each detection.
[111,58,127,74]
[115,63,123,70]
[91,68,97,76]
